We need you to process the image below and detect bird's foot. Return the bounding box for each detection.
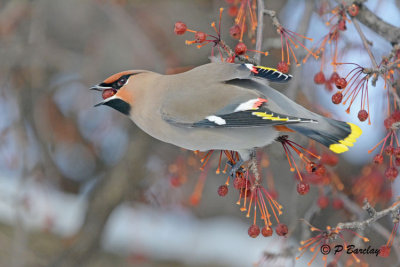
[228,159,245,178]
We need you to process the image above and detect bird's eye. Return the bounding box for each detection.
[117,77,127,87]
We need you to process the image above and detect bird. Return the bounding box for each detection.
[91,62,362,173]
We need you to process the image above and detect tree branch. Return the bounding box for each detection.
[336,199,400,231]
[339,0,400,44]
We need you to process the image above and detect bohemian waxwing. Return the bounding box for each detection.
[91,62,362,171]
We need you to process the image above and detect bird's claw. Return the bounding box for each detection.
[228,159,244,177]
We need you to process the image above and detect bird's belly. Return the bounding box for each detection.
[154,125,279,152]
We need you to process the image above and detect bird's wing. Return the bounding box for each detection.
[161,81,316,128]
[179,62,292,84]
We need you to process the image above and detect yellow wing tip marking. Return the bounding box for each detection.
[329,122,363,154]
[252,112,289,121]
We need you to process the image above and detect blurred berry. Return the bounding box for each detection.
[194,31,206,43]
[385,167,398,181]
[373,154,384,164]
[277,61,289,73]
[385,145,394,156]
[218,185,228,196]
[228,6,238,17]
[261,226,273,237]
[229,25,241,39]
[297,182,310,195]
[317,195,329,208]
[248,224,260,238]
[174,21,187,35]
[305,161,316,173]
[335,77,347,89]
[332,198,344,209]
[235,42,247,55]
[275,223,288,236]
[358,110,368,122]
[379,245,391,257]
[332,92,343,104]
[348,4,359,16]
[314,71,326,84]
[338,20,347,31]
[330,72,340,83]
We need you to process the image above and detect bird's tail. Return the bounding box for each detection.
[288,118,362,154]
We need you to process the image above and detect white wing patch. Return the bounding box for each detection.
[234,99,259,112]
[244,63,254,70]
[206,115,226,125]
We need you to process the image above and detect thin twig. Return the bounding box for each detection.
[353,19,378,69]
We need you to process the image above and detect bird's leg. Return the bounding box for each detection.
[228,159,244,178]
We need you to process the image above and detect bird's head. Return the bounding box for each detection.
[91,70,138,115]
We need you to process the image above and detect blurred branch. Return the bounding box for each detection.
[339,0,400,44]
[254,0,265,64]
[50,130,153,267]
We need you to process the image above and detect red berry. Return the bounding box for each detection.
[261,226,273,237]
[379,245,391,257]
[332,92,343,104]
[174,21,187,35]
[335,77,347,89]
[229,25,241,39]
[358,110,368,122]
[228,6,238,17]
[297,182,310,195]
[275,223,288,237]
[373,154,384,164]
[338,20,347,31]
[325,82,333,92]
[392,110,400,121]
[217,185,228,196]
[395,148,400,158]
[248,224,260,238]
[305,161,317,173]
[314,71,326,84]
[321,153,339,166]
[384,117,395,129]
[317,195,329,209]
[396,158,400,166]
[385,167,398,181]
[170,176,182,187]
[235,42,247,55]
[348,4,359,16]
[385,145,394,156]
[233,177,245,189]
[102,89,117,99]
[268,189,278,200]
[332,198,344,209]
[330,72,340,83]
[194,31,206,43]
[315,165,326,176]
[277,61,289,73]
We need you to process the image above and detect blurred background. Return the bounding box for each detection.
[1,0,400,266]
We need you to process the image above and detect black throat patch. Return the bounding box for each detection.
[104,98,131,115]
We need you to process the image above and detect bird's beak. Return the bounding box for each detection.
[90,84,113,91]
[91,84,116,106]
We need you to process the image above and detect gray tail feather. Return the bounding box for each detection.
[288,117,352,148]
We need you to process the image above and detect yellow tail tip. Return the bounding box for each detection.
[329,123,362,154]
